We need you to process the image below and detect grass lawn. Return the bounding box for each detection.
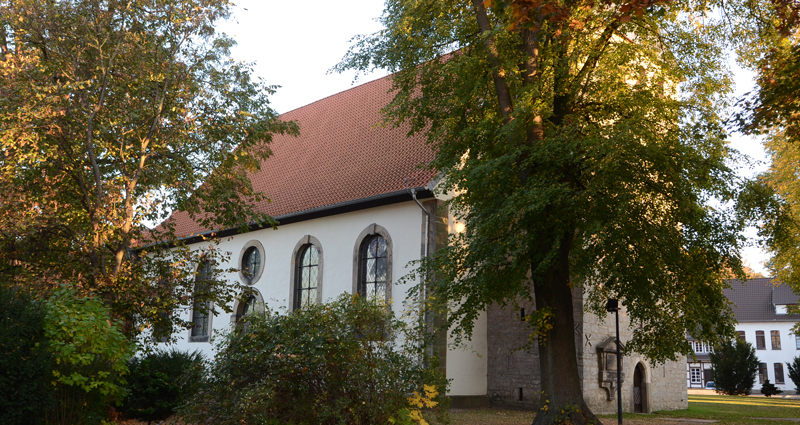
[446,394,800,425]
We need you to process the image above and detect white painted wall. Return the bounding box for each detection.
[736,322,799,392]
[157,199,488,397]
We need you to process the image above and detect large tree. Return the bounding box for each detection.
[0,0,294,338]
[735,0,800,314]
[338,0,748,423]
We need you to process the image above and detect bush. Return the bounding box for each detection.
[709,338,760,395]
[788,356,800,392]
[760,379,783,397]
[43,286,136,425]
[181,294,447,425]
[121,348,205,423]
[0,284,55,425]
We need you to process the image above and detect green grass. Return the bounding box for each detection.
[651,394,800,424]
[446,395,800,425]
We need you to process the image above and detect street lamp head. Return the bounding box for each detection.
[606,298,619,312]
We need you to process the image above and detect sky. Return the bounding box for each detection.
[218,0,772,275]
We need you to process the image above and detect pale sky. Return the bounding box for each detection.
[219,0,771,275]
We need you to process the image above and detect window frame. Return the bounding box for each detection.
[238,240,265,285]
[758,362,768,384]
[756,330,766,350]
[795,334,800,350]
[352,224,393,305]
[289,235,323,311]
[737,331,746,342]
[231,288,265,328]
[690,367,702,384]
[775,363,785,384]
[189,259,214,343]
[771,330,782,350]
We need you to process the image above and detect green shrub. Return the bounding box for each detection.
[760,379,783,397]
[709,338,760,395]
[788,356,800,392]
[43,286,136,425]
[181,294,447,425]
[121,348,205,423]
[0,284,55,425]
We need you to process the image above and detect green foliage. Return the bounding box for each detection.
[121,348,205,423]
[0,284,55,425]
[338,0,749,422]
[710,339,760,396]
[181,294,448,425]
[43,286,136,425]
[787,356,800,392]
[760,379,783,397]
[0,0,293,343]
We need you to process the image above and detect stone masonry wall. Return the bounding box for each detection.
[487,291,688,414]
[580,307,688,414]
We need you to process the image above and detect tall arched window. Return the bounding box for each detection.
[190,260,213,342]
[353,224,393,304]
[292,243,320,309]
[359,235,388,301]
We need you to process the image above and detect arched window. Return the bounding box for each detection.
[291,235,323,310]
[359,235,388,301]
[232,289,264,330]
[190,260,213,342]
[353,224,393,303]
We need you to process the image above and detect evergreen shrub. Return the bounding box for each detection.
[709,338,760,395]
[121,348,205,424]
[0,284,55,425]
[760,379,783,397]
[181,294,447,425]
[788,356,800,392]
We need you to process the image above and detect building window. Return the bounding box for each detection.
[692,341,706,353]
[796,334,800,350]
[737,331,746,342]
[771,330,782,350]
[358,235,388,302]
[775,363,785,384]
[238,240,265,285]
[294,243,320,310]
[690,368,702,384]
[758,363,768,384]
[232,289,264,330]
[190,260,213,342]
[352,224,393,304]
[756,331,766,350]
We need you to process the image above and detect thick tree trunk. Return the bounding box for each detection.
[532,232,600,425]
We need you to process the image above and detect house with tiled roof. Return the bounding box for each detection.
[157,74,689,412]
[687,278,800,392]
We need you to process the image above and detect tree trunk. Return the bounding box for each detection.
[532,231,600,425]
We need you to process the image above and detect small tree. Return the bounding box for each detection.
[710,338,760,395]
[787,356,800,392]
[761,379,783,397]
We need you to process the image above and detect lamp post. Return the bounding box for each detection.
[606,298,622,425]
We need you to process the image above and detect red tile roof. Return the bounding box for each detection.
[163,74,438,238]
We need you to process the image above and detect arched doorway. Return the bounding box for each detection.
[633,363,647,413]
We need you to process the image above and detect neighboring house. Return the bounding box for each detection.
[687,278,800,392]
[156,73,687,413]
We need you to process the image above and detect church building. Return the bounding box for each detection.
[157,73,687,413]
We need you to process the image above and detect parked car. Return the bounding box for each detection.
[705,381,716,389]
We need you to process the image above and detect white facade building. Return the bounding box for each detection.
[687,278,800,392]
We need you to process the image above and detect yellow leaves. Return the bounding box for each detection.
[484,0,493,7]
